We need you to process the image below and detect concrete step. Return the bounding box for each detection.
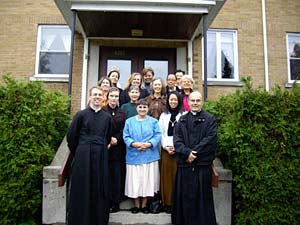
[109,199,171,225]
[120,199,134,209]
[109,210,171,225]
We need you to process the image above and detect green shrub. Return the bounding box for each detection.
[0,75,70,225]
[204,77,300,225]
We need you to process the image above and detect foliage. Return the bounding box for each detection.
[204,77,300,225]
[0,75,70,225]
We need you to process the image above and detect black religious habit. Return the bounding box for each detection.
[67,107,112,225]
[103,105,127,208]
[172,110,217,225]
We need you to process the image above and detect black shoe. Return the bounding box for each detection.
[109,206,120,213]
[131,207,140,214]
[164,206,172,214]
[141,207,149,214]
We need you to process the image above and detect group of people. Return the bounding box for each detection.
[66,67,218,225]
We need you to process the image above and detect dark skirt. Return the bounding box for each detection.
[160,150,177,206]
[109,160,126,205]
[172,165,216,225]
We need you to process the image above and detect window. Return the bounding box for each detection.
[34,25,71,81]
[206,30,238,81]
[287,33,300,82]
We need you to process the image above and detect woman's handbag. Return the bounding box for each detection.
[149,192,162,214]
[211,164,219,188]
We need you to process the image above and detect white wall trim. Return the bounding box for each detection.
[71,0,216,5]
[29,75,69,82]
[88,36,189,42]
[188,41,193,76]
[262,0,270,91]
[87,42,100,96]
[71,3,208,14]
[81,38,89,109]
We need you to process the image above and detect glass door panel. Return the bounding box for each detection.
[144,60,168,82]
[107,59,131,88]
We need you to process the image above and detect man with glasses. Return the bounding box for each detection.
[166,73,181,96]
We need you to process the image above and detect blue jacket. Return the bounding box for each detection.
[123,115,161,165]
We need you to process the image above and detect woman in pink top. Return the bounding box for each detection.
[180,75,194,111]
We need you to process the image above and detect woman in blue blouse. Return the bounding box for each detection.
[123,99,162,214]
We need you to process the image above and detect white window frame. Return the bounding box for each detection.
[203,29,239,82]
[32,25,71,82]
[286,33,300,83]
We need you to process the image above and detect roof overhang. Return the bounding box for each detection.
[54,0,225,41]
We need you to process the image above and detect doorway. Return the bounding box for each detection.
[99,47,176,88]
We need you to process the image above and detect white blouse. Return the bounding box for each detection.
[158,111,186,149]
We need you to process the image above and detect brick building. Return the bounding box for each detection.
[1,0,300,115]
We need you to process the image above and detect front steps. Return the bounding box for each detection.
[109,199,171,225]
[43,138,232,225]
[109,211,171,225]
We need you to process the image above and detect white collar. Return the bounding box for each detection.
[191,109,201,115]
[90,105,101,112]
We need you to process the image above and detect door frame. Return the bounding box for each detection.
[99,46,176,81]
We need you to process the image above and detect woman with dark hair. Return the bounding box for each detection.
[123,99,162,214]
[158,91,186,213]
[120,72,149,105]
[142,67,155,94]
[98,76,112,107]
[166,74,181,96]
[107,68,123,93]
[103,87,127,213]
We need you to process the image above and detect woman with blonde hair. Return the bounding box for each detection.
[180,74,194,111]
[120,72,149,105]
[145,77,167,120]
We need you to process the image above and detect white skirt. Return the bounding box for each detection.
[125,161,160,198]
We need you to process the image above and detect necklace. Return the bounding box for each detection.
[169,119,177,127]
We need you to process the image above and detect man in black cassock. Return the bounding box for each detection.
[67,86,112,225]
[172,91,217,225]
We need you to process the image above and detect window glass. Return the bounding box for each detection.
[107,59,131,88]
[144,60,168,82]
[39,52,70,74]
[208,32,217,78]
[36,25,71,77]
[40,26,71,51]
[287,34,300,81]
[206,30,238,81]
[221,33,234,79]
